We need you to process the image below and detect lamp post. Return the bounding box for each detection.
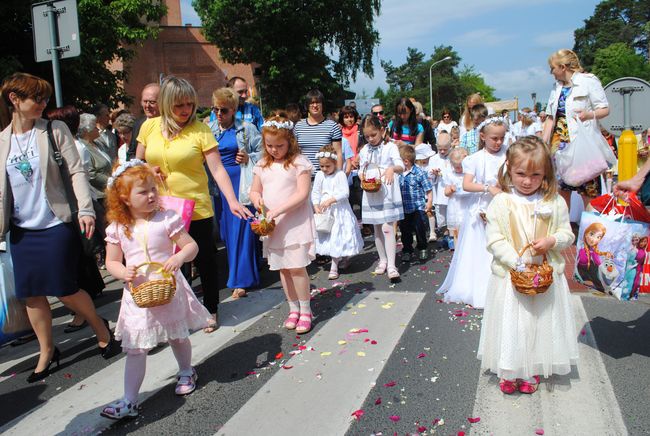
[429,56,453,118]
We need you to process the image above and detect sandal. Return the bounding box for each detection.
[203,314,219,333]
[518,376,540,394]
[284,311,300,330]
[373,262,387,275]
[100,398,139,420]
[175,367,198,396]
[231,288,247,299]
[328,270,339,280]
[296,313,313,334]
[499,379,518,395]
[387,267,400,280]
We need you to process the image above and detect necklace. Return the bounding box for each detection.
[12,127,35,182]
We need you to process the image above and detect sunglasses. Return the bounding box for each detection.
[32,95,49,104]
[213,107,231,114]
[372,111,383,115]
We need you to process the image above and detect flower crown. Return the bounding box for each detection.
[262,120,294,130]
[518,110,537,120]
[107,159,146,187]
[477,116,509,132]
[316,151,337,160]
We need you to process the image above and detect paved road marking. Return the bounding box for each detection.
[470,294,628,436]
[216,290,426,436]
[0,288,286,435]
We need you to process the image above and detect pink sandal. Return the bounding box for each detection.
[499,379,518,394]
[296,313,312,334]
[284,312,300,330]
[373,262,387,275]
[518,376,540,394]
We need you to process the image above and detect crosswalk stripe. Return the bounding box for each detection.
[0,288,286,435]
[469,294,628,436]
[216,290,426,436]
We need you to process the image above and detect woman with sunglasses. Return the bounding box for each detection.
[437,108,458,137]
[208,87,261,300]
[136,77,252,333]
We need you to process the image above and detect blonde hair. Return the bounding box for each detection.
[158,76,198,138]
[212,87,239,110]
[548,49,584,73]
[498,136,557,201]
[461,93,483,130]
[520,107,533,127]
[399,144,416,163]
[448,146,468,164]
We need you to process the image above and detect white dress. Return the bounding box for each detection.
[312,170,364,258]
[441,168,471,230]
[478,192,579,380]
[428,154,451,206]
[437,147,507,308]
[358,142,404,224]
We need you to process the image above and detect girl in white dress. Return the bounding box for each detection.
[442,147,470,247]
[479,136,578,395]
[312,145,364,280]
[359,115,404,280]
[428,132,452,240]
[438,117,508,308]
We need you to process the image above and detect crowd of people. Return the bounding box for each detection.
[1,47,650,419]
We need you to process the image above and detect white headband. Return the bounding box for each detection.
[316,151,337,161]
[518,110,538,120]
[107,159,146,187]
[478,116,509,132]
[262,120,294,130]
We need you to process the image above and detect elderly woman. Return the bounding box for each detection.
[542,48,610,209]
[136,76,250,332]
[113,112,136,164]
[208,87,261,299]
[0,73,116,383]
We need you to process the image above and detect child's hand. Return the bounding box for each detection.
[432,168,442,176]
[313,204,323,214]
[532,236,556,255]
[444,185,456,197]
[266,208,280,221]
[384,166,395,185]
[124,265,138,283]
[320,198,335,210]
[487,185,502,196]
[163,254,184,273]
[252,195,263,211]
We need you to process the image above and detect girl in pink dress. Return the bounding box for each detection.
[101,161,212,420]
[250,115,316,334]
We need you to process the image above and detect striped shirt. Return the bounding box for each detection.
[294,118,342,170]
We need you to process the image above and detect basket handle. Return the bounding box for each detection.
[516,243,548,261]
[361,162,383,180]
[128,261,176,292]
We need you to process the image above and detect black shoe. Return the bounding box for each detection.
[99,318,120,359]
[63,320,88,333]
[27,347,61,383]
[10,333,37,347]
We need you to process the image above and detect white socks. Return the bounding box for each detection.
[299,300,311,316]
[288,300,300,313]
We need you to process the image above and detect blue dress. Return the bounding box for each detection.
[216,127,260,289]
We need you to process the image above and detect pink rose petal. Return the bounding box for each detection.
[282,365,293,370]
[467,417,480,423]
[351,409,364,420]
[275,352,284,359]
[458,432,465,436]
[375,397,382,405]
[417,425,427,432]
[535,429,544,435]
[371,340,378,345]
[581,329,586,336]
[384,381,397,387]
[389,415,401,422]
[417,353,427,359]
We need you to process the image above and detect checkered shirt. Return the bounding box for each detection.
[399,165,433,214]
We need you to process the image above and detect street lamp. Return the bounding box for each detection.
[429,56,453,118]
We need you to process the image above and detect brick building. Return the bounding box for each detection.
[118,0,258,112]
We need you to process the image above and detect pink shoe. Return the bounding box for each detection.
[296,313,313,334]
[499,379,518,395]
[518,376,540,394]
[175,368,197,396]
[284,311,300,330]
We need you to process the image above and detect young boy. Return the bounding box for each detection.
[442,147,470,248]
[398,145,433,262]
[427,132,452,240]
[459,103,488,154]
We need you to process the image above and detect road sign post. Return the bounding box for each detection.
[31,0,81,107]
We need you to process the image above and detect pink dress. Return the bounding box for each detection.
[105,210,212,350]
[253,155,316,270]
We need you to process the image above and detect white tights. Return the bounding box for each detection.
[124,338,193,403]
[374,222,397,270]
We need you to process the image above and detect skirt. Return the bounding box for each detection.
[10,223,80,298]
[264,242,315,271]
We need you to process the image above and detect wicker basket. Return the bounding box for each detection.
[361,163,383,192]
[510,244,554,296]
[129,262,177,308]
[249,200,276,236]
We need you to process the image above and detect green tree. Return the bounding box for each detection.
[573,0,650,70]
[457,65,497,102]
[0,0,166,109]
[193,0,381,110]
[591,42,650,85]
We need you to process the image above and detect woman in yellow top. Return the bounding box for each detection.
[136,76,251,332]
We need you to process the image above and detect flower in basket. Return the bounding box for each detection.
[532,204,553,219]
[249,201,276,236]
[365,177,377,184]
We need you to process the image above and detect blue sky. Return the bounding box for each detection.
[180,0,601,108]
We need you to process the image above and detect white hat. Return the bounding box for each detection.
[415,143,436,160]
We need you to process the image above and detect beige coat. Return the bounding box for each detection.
[0,118,94,242]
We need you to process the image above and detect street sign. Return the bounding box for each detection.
[31,0,80,63]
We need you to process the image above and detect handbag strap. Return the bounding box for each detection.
[46,121,79,216]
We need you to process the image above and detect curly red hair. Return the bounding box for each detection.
[260,112,301,169]
[105,163,157,238]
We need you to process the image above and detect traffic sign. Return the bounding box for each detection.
[31,0,80,63]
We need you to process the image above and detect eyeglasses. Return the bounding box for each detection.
[442,114,451,119]
[32,95,49,104]
[213,107,231,114]
[372,111,383,115]
[309,101,322,106]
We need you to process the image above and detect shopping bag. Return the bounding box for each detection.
[159,196,195,232]
[555,119,616,187]
[0,240,32,339]
[589,193,650,224]
[574,211,650,300]
[314,210,334,233]
[238,159,254,205]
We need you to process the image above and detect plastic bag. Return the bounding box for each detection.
[1,241,31,336]
[239,159,254,205]
[555,119,616,187]
[314,209,334,233]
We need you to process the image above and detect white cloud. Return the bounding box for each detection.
[481,66,554,107]
[453,28,514,47]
